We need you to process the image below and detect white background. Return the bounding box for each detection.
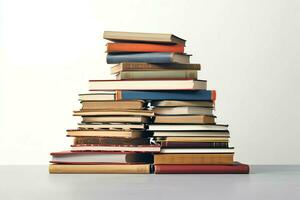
[0,0,299,165]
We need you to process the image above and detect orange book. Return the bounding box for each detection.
[106,43,184,53]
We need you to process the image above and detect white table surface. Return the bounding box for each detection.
[0,165,299,200]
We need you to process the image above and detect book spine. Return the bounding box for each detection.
[154,164,249,174]
[116,90,216,101]
[49,164,150,174]
[107,43,184,53]
[107,53,172,64]
[116,71,197,80]
[160,142,228,148]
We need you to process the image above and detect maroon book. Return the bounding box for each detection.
[154,162,249,174]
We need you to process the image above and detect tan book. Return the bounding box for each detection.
[158,137,229,143]
[116,70,198,80]
[153,106,213,116]
[81,100,144,110]
[79,92,115,101]
[78,123,145,130]
[49,164,150,174]
[111,62,201,74]
[154,115,215,124]
[154,154,234,165]
[67,129,144,138]
[74,137,150,145]
[152,100,213,107]
[153,131,230,137]
[103,31,185,45]
[74,110,154,117]
[82,116,148,123]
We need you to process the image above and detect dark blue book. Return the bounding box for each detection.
[116,90,216,101]
[107,53,190,64]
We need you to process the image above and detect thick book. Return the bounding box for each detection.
[157,137,229,143]
[116,90,216,101]
[81,116,149,123]
[152,100,213,107]
[107,53,190,64]
[74,110,154,117]
[160,148,234,154]
[153,131,230,137]
[111,62,201,74]
[71,144,160,153]
[49,164,150,174]
[103,31,186,45]
[153,107,213,116]
[116,70,198,80]
[79,92,115,101]
[154,153,234,165]
[78,123,145,130]
[106,43,184,53]
[154,115,215,124]
[149,124,228,131]
[66,130,145,138]
[81,100,145,110]
[50,151,153,164]
[74,137,150,145]
[160,141,228,148]
[154,163,249,174]
[90,79,207,91]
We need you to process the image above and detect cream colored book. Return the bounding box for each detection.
[78,123,145,130]
[116,70,198,80]
[154,115,215,124]
[81,116,148,123]
[74,110,154,117]
[81,100,145,110]
[152,100,213,107]
[66,129,144,138]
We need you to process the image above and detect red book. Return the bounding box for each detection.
[106,43,184,53]
[154,162,249,174]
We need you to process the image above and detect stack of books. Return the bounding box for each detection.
[49,31,249,174]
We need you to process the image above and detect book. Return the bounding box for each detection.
[160,141,228,148]
[90,79,207,91]
[103,31,186,45]
[153,107,213,116]
[115,90,216,101]
[66,130,145,138]
[78,123,145,130]
[79,92,115,101]
[81,116,149,123]
[152,100,213,107]
[157,137,229,143]
[50,151,153,164]
[153,131,230,137]
[74,110,154,117]
[107,53,190,64]
[160,148,234,154]
[111,62,201,74]
[154,115,215,124]
[49,164,150,174]
[116,70,198,80]
[154,163,249,174]
[154,153,234,164]
[74,137,150,145]
[149,124,228,131]
[81,100,145,110]
[106,43,184,53]
[71,144,160,153]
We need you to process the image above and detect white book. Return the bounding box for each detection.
[160,148,234,154]
[153,131,229,137]
[153,106,213,115]
[79,92,115,101]
[149,124,228,131]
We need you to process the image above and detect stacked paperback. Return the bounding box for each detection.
[49,31,249,174]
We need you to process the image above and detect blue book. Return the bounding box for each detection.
[107,53,190,64]
[116,90,216,101]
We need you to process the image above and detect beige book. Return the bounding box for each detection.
[154,115,215,124]
[116,70,198,80]
[152,100,213,107]
[74,110,154,117]
[78,123,145,130]
[67,129,144,138]
[82,116,148,123]
[49,164,150,174]
[79,92,115,101]
[153,106,213,116]
[81,100,144,110]
[159,137,229,142]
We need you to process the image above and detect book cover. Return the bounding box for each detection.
[106,43,184,53]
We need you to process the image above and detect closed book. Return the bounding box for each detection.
[81,100,145,110]
[154,153,234,165]
[71,144,160,153]
[74,137,150,145]
[111,62,201,74]
[90,79,207,91]
[66,130,145,138]
[106,43,184,53]
[116,70,198,80]
[79,92,115,101]
[116,90,216,101]
[154,115,215,124]
[78,123,145,130]
[153,107,213,116]
[103,31,185,45]
[154,163,249,174]
[152,100,213,107]
[74,110,154,117]
[107,53,190,64]
[149,124,228,131]
[153,131,230,137]
[160,148,234,154]
[157,137,229,143]
[81,116,149,123]
[49,164,150,174]
[160,142,228,148]
[50,151,153,164]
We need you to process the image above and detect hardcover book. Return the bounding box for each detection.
[106,43,184,53]
[116,70,198,80]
